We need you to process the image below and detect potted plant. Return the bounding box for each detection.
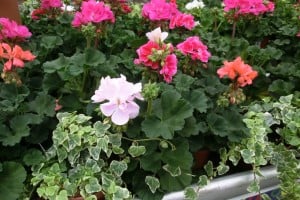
[31,112,132,200]
[0,0,22,23]
[1,0,300,199]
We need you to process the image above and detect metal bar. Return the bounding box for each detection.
[162,166,279,200]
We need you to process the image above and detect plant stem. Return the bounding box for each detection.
[232,21,237,39]
[146,100,152,116]
[122,136,176,151]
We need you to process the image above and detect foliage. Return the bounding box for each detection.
[31,112,131,200]
[0,0,300,199]
[192,95,300,200]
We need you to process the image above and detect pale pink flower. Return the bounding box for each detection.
[91,75,143,126]
[0,18,32,41]
[176,36,211,62]
[160,54,177,83]
[146,27,168,43]
[72,0,115,27]
[169,12,195,30]
[41,0,63,9]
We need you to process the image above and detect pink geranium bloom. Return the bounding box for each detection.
[217,57,258,87]
[91,75,143,125]
[142,0,178,21]
[134,41,161,69]
[72,0,115,27]
[169,12,195,30]
[0,18,32,41]
[41,0,63,9]
[223,0,275,16]
[160,54,177,83]
[176,36,211,62]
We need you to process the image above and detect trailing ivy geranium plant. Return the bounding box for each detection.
[2,0,300,199]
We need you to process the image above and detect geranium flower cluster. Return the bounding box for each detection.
[134,28,211,83]
[91,75,143,125]
[104,0,132,14]
[142,0,195,30]
[72,0,115,28]
[176,36,211,63]
[224,0,275,16]
[31,0,63,20]
[217,56,258,87]
[0,42,36,72]
[134,27,177,83]
[0,18,32,42]
[41,0,63,9]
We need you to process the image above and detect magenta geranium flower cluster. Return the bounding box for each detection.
[142,0,195,30]
[0,18,32,42]
[224,0,275,16]
[134,27,211,83]
[72,0,115,27]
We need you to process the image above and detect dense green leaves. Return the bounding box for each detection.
[0,162,26,200]
[142,90,193,139]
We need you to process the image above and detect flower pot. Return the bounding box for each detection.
[0,0,22,23]
[193,149,210,170]
[69,192,105,200]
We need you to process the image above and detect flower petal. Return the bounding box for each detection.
[111,108,130,125]
[100,102,117,117]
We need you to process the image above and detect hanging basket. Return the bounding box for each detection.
[0,0,22,23]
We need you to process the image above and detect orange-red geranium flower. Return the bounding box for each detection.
[217,56,258,87]
[0,42,36,72]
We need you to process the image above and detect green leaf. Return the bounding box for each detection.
[141,116,171,138]
[94,121,110,137]
[184,187,198,200]
[241,149,255,164]
[142,91,193,139]
[41,35,63,49]
[0,162,26,200]
[23,149,45,166]
[140,152,162,173]
[198,175,209,187]
[85,178,102,194]
[43,54,68,73]
[268,79,295,95]
[128,145,146,157]
[160,171,192,191]
[110,160,128,176]
[217,163,229,175]
[183,89,208,113]
[204,161,214,177]
[247,180,260,193]
[0,113,42,146]
[162,164,181,177]
[28,93,56,117]
[89,146,101,160]
[145,176,160,194]
[174,73,195,92]
[85,48,106,66]
[55,190,68,200]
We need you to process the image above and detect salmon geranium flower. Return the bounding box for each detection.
[217,56,258,87]
[0,43,36,72]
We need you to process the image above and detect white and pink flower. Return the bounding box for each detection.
[91,75,143,125]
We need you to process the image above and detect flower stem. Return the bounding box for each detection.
[147,99,152,116]
[122,136,176,151]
